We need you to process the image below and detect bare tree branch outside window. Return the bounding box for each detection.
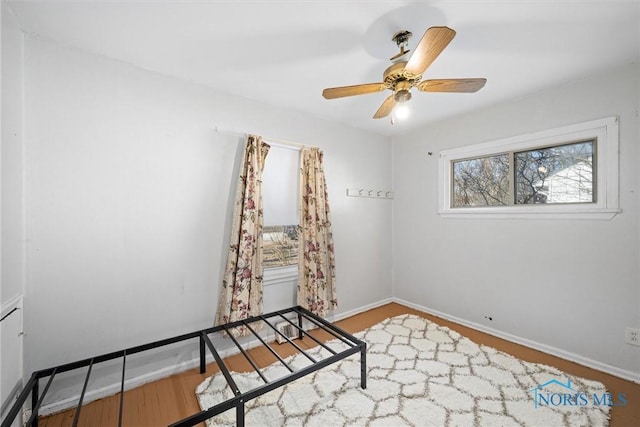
[453,154,510,207]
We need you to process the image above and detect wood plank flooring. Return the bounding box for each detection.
[39,303,640,426]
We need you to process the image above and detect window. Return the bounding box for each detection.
[440,117,619,219]
[262,144,300,271]
[452,140,595,207]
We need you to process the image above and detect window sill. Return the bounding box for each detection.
[264,265,298,286]
[439,206,621,220]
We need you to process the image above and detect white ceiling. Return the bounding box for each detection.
[6,1,640,136]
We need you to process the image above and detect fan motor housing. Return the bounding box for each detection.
[382,61,422,92]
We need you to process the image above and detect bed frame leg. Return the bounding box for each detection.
[199,334,206,374]
[297,312,304,340]
[236,400,245,427]
[30,379,39,427]
[360,344,367,389]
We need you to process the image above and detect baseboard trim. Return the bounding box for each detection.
[329,297,395,323]
[393,297,640,384]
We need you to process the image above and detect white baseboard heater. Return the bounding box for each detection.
[275,321,301,344]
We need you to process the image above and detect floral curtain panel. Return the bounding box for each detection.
[297,147,337,317]
[216,135,270,334]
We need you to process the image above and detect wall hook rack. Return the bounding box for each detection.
[346,188,394,199]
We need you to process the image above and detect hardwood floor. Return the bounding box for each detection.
[39,303,639,426]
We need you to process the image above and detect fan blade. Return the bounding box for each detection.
[322,83,386,99]
[404,26,456,75]
[373,95,396,119]
[418,78,487,93]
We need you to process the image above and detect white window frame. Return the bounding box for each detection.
[438,117,620,220]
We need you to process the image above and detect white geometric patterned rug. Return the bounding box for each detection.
[196,314,610,426]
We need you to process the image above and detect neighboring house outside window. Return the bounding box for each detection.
[530,156,593,204]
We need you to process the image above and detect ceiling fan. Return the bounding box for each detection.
[322,26,486,120]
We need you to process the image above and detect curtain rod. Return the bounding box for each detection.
[212,126,313,151]
[262,135,307,151]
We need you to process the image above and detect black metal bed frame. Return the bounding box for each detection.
[1,306,367,427]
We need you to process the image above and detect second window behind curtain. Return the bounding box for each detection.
[262,146,300,268]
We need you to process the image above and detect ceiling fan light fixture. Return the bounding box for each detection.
[394,103,410,120]
[394,88,412,102]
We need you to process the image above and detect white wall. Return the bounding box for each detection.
[1,0,25,307]
[392,63,640,376]
[1,2,25,420]
[21,34,392,389]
